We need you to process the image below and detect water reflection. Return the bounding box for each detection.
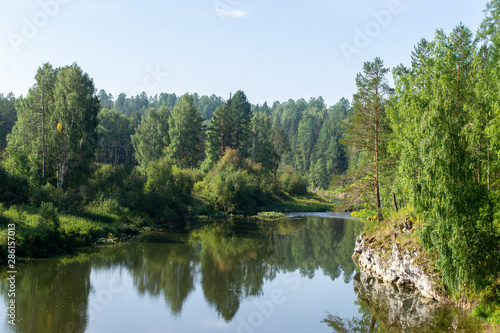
[322,270,482,333]
[0,259,91,333]
[0,215,480,333]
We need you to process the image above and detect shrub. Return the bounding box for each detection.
[20,202,64,257]
[143,157,195,221]
[0,164,28,203]
[38,202,61,235]
[90,163,146,210]
[201,149,265,213]
[278,167,308,196]
[30,183,69,210]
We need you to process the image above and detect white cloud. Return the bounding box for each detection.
[215,8,248,18]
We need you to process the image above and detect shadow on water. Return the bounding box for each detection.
[322,270,483,333]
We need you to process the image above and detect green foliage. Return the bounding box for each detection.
[29,183,68,209]
[6,63,57,187]
[90,163,145,211]
[278,166,308,196]
[310,98,350,188]
[471,303,500,324]
[131,106,170,172]
[255,211,286,220]
[50,63,100,189]
[205,91,252,165]
[201,149,265,212]
[38,202,61,236]
[0,93,16,152]
[0,163,28,203]
[168,94,205,168]
[391,25,498,293]
[18,202,64,257]
[144,157,195,219]
[96,108,135,166]
[250,111,276,171]
[342,57,392,222]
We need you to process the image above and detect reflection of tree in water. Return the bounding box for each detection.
[266,217,364,282]
[120,241,195,317]
[322,271,483,333]
[190,222,274,322]
[185,216,364,321]
[0,215,366,331]
[0,258,91,333]
[322,308,382,333]
[89,239,197,317]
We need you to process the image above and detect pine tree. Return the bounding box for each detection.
[168,94,205,168]
[204,90,252,167]
[343,58,391,222]
[250,111,276,171]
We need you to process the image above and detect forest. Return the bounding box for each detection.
[0,0,500,325]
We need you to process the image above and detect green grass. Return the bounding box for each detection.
[0,203,142,261]
[260,191,336,212]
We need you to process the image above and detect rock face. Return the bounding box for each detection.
[352,234,449,302]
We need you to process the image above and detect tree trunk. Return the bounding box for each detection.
[477,142,481,185]
[369,314,376,333]
[41,84,46,184]
[392,192,398,213]
[374,118,383,222]
[487,147,490,191]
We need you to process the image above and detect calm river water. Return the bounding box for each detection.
[0,213,482,332]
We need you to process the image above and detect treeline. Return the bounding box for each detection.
[92,89,349,189]
[340,2,500,301]
[97,90,225,121]
[0,61,351,239]
[0,71,351,204]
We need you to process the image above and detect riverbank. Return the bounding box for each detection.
[351,210,500,328]
[0,191,335,262]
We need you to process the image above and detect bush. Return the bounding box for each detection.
[30,183,69,210]
[201,149,265,213]
[89,163,146,211]
[143,158,196,221]
[38,202,61,235]
[20,202,64,257]
[278,167,308,196]
[0,164,28,203]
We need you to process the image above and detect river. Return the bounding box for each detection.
[0,213,482,332]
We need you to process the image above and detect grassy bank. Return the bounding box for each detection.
[259,192,336,212]
[0,203,149,262]
[0,189,337,262]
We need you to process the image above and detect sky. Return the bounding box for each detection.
[0,0,489,107]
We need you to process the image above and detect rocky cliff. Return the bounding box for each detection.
[352,232,449,302]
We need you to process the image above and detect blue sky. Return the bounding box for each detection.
[0,0,489,106]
